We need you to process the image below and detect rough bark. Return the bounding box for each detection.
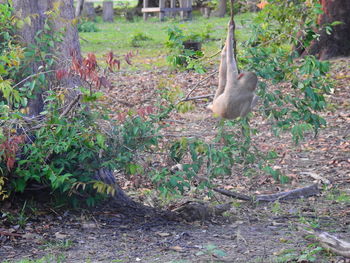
[12,0,82,116]
[305,0,350,60]
[12,1,45,116]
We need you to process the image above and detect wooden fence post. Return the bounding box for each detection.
[187,0,192,20]
[159,0,165,21]
[143,0,149,20]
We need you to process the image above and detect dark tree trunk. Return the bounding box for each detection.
[305,0,350,60]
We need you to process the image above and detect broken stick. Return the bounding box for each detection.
[214,184,320,202]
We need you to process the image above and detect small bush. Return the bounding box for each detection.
[165,26,205,73]
[130,32,153,47]
[78,20,99,32]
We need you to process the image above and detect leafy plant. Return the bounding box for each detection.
[196,244,227,259]
[165,26,205,73]
[241,0,332,141]
[250,0,322,50]
[77,19,99,33]
[0,3,160,206]
[2,201,28,228]
[153,1,334,193]
[130,32,153,47]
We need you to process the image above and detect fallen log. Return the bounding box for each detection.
[301,227,350,258]
[214,184,320,202]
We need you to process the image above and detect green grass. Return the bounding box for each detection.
[79,13,255,70]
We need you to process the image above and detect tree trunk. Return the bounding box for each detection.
[305,0,350,60]
[12,0,82,116]
[82,2,96,20]
[75,0,85,17]
[11,1,44,116]
[215,0,226,17]
[103,1,114,22]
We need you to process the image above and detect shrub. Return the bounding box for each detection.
[78,19,99,32]
[130,32,153,47]
[0,3,160,206]
[165,26,205,73]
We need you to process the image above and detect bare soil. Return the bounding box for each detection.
[1,58,349,263]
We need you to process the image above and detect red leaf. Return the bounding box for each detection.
[55,69,68,81]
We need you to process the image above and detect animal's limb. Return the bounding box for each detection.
[214,44,227,100]
[225,21,238,90]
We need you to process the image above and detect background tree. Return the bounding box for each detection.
[215,0,227,17]
[305,0,350,59]
[75,0,85,17]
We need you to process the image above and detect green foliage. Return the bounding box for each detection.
[250,0,322,49]
[0,3,162,206]
[240,0,332,142]
[274,245,325,263]
[129,32,153,47]
[165,26,205,73]
[0,4,24,107]
[8,89,162,206]
[77,19,99,33]
[2,201,28,228]
[196,244,227,259]
[152,1,334,193]
[157,82,195,114]
[262,166,289,184]
[151,117,277,196]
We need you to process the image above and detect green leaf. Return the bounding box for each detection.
[330,21,343,26]
[96,133,105,148]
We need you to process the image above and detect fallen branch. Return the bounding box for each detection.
[300,171,331,185]
[214,184,320,202]
[13,70,55,89]
[213,188,252,201]
[300,227,350,258]
[0,230,22,237]
[181,94,214,102]
[59,94,82,119]
[179,70,218,103]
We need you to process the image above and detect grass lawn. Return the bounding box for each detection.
[79,12,255,70]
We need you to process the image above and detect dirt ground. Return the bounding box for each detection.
[0,58,349,263]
